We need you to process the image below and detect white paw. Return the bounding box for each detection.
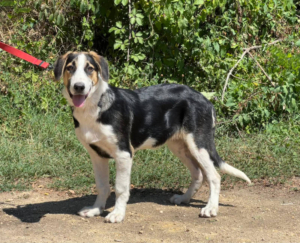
[200,204,218,218]
[78,206,102,218]
[170,194,190,205]
[105,209,125,223]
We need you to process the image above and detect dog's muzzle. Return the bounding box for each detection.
[71,82,90,108]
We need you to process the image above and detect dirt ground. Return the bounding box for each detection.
[1,179,300,243]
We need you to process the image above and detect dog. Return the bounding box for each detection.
[54,51,251,223]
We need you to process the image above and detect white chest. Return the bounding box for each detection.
[73,108,117,146]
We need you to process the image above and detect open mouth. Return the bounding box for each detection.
[72,91,90,108]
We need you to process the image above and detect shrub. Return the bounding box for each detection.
[0,0,299,133]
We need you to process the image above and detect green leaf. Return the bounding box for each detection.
[130,17,136,25]
[114,43,122,50]
[194,0,204,5]
[178,17,188,29]
[109,27,117,33]
[292,98,296,108]
[80,1,85,13]
[213,42,220,53]
[0,0,15,7]
[295,40,300,46]
[122,0,128,5]
[15,8,31,14]
[137,53,146,60]
[231,42,238,48]
[136,14,144,19]
[226,102,236,107]
[39,11,44,20]
[136,18,143,26]
[62,15,66,26]
[138,37,143,44]
[32,73,39,83]
[48,13,54,22]
[239,115,243,126]
[132,55,139,62]
[114,0,122,5]
[201,92,216,100]
[116,21,122,28]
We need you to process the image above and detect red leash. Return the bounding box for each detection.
[0,41,51,69]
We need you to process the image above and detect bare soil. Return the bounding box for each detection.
[1,179,300,243]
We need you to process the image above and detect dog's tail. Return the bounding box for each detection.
[209,147,251,184]
[219,162,251,184]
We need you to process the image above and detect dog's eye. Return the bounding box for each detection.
[87,66,94,72]
[66,66,74,72]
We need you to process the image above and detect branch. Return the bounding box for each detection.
[221,50,248,102]
[222,39,283,102]
[242,39,284,51]
[144,10,155,41]
[127,0,132,62]
[247,52,275,87]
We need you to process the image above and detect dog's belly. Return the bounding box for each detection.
[135,137,157,150]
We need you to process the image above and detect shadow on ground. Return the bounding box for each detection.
[2,188,233,223]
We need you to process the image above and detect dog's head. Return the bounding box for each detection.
[54,51,109,108]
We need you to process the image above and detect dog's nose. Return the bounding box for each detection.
[74,82,85,92]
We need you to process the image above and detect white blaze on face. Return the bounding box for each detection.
[70,54,92,108]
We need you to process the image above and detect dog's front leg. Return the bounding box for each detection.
[78,152,110,218]
[105,151,132,223]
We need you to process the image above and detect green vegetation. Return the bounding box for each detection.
[0,0,299,192]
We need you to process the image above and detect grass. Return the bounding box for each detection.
[0,109,299,193]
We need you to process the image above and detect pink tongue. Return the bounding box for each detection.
[72,95,86,107]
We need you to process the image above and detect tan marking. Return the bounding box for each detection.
[89,51,105,81]
[63,58,78,87]
[63,70,72,87]
[130,144,135,157]
[89,51,101,64]
[84,61,98,85]
[169,129,187,141]
[54,51,73,82]
[90,69,99,85]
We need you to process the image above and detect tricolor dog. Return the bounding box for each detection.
[54,51,251,223]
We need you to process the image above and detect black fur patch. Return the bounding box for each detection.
[73,116,79,128]
[65,53,79,68]
[89,144,112,159]
[96,83,222,166]
[54,57,66,80]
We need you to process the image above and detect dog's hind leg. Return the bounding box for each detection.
[78,149,110,218]
[167,140,204,205]
[185,133,221,217]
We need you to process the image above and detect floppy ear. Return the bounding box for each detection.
[89,51,109,82]
[53,52,72,81]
